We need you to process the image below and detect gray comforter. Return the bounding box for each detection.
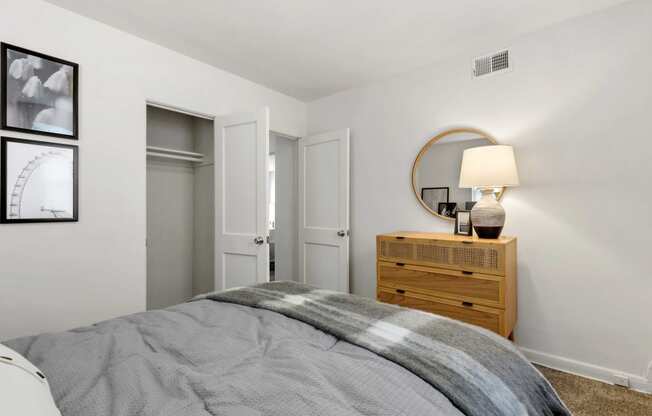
[5,294,464,415]
[5,282,569,416]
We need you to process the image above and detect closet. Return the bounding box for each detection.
[146,105,214,310]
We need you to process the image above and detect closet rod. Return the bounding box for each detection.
[147,151,203,162]
[146,146,204,158]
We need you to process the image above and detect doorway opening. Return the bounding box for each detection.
[268,132,299,282]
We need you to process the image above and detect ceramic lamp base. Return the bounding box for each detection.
[470,188,505,239]
[473,226,504,239]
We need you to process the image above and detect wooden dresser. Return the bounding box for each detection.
[376,231,517,338]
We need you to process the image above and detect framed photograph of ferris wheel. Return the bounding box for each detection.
[1,137,78,223]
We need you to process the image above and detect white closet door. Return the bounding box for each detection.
[298,129,350,292]
[214,108,269,290]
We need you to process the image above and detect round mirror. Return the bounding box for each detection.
[412,128,505,221]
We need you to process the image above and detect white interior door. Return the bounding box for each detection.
[298,128,350,292]
[214,108,269,290]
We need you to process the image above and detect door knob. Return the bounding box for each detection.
[337,230,348,237]
[254,236,265,245]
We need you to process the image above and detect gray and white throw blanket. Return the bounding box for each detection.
[196,281,570,416]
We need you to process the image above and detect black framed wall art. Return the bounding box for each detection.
[1,137,78,223]
[2,43,79,139]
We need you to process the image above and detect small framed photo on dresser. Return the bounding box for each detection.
[455,210,473,236]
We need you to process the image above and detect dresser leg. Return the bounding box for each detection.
[508,331,515,342]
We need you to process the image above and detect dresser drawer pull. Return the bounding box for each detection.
[462,301,474,307]
[395,262,405,267]
[396,289,406,294]
[395,236,405,240]
[462,271,473,275]
[462,241,473,244]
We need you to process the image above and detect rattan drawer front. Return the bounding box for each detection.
[378,236,505,276]
[378,262,503,307]
[377,288,501,334]
[378,239,416,261]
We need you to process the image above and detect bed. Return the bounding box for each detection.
[3,282,570,416]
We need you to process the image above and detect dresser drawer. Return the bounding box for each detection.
[377,287,501,334]
[377,235,507,276]
[378,262,503,308]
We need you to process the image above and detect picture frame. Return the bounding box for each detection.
[420,187,449,212]
[437,202,457,218]
[1,137,78,223]
[455,210,473,236]
[2,43,79,140]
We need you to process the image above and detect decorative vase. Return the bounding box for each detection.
[470,188,505,239]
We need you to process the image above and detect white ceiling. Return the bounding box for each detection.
[46,0,629,101]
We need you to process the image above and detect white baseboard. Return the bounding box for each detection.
[519,347,652,394]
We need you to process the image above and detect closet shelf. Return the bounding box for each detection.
[146,146,204,162]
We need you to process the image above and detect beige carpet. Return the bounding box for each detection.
[537,365,652,415]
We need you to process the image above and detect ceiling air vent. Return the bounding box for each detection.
[473,50,509,78]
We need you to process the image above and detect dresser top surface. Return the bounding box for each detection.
[379,231,516,245]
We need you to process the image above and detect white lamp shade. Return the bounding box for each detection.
[459,145,519,188]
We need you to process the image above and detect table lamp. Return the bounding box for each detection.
[459,145,519,238]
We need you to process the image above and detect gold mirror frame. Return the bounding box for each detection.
[411,127,505,221]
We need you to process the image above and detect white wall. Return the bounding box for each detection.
[308,0,652,389]
[0,0,305,340]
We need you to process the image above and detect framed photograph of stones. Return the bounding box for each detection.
[2,43,78,139]
[1,137,78,223]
